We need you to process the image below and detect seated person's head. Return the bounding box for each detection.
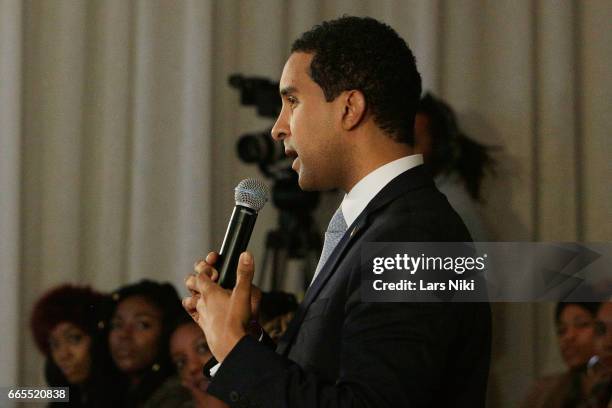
[30,285,113,385]
[170,316,215,404]
[109,280,184,381]
[414,93,453,165]
[414,92,495,201]
[555,302,600,370]
[259,291,298,342]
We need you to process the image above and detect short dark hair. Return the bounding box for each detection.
[291,16,422,144]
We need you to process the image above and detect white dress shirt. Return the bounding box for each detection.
[341,154,424,228]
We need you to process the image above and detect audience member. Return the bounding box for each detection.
[169,314,228,407]
[414,92,496,241]
[109,280,191,408]
[30,284,121,407]
[581,301,612,407]
[521,302,600,408]
[259,291,298,342]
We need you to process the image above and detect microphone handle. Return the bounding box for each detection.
[218,205,258,289]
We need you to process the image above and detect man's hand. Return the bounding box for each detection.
[187,251,262,327]
[183,252,260,362]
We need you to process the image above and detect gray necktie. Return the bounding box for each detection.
[312,206,348,284]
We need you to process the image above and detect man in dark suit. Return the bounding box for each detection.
[184,16,491,407]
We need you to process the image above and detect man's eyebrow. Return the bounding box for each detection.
[280,86,297,96]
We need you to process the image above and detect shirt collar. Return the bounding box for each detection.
[340,154,424,228]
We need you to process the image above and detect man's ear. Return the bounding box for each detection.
[340,90,367,131]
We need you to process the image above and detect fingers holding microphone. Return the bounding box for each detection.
[183,253,220,323]
[229,252,255,326]
[194,252,220,280]
[182,251,259,362]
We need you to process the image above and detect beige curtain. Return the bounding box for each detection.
[1,0,215,393]
[1,1,610,407]
[0,0,23,393]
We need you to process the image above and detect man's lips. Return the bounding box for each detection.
[285,148,299,170]
[284,148,297,158]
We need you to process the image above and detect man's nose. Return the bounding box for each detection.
[271,111,289,141]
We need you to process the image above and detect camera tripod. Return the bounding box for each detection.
[259,209,322,296]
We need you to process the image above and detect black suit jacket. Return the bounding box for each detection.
[208,165,491,407]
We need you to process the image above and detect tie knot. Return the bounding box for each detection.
[328,207,348,233]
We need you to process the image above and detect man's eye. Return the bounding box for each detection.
[287,96,298,105]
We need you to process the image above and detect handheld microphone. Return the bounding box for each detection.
[217,178,269,289]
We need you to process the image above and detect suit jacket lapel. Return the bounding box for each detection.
[276,165,434,355]
[276,220,364,355]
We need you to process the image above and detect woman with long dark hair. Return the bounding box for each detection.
[414,92,496,240]
[108,279,191,408]
[30,284,122,407]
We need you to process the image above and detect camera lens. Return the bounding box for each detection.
[237,131,283,164]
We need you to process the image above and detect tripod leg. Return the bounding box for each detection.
[272,246,289,290]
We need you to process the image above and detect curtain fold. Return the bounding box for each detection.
[0,0,23,395]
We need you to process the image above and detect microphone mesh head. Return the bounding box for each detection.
[234,178,269,212]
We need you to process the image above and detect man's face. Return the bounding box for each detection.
[271,52,344,191]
